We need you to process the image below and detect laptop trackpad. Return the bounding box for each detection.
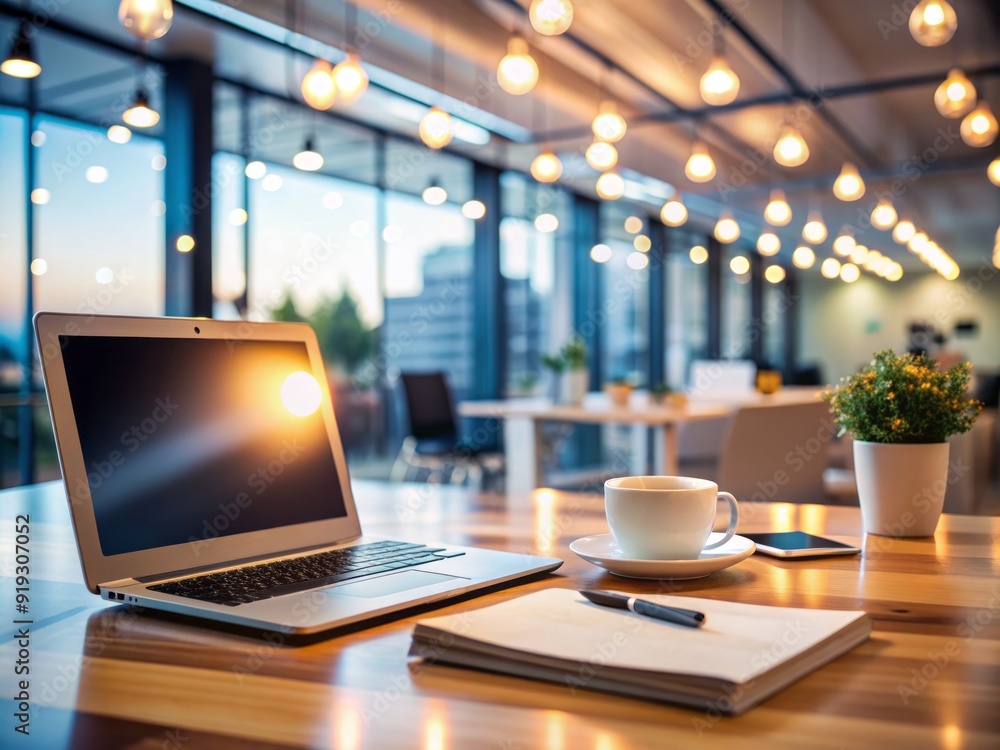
[330,570,462,598]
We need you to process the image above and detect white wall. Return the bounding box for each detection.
[799,263,1000,383]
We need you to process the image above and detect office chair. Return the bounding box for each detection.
[390,372,502,486]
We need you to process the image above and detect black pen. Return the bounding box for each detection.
[580,590,705,628]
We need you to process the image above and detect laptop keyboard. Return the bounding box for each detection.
[147,540,465,607]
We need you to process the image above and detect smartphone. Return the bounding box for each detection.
[743,531,861,558]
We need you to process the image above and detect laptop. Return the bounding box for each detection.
[35,312,562,635]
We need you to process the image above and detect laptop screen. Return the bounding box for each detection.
[59,335,348,556]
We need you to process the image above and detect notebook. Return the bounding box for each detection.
[409,588,871,714]
[35,312,561,635]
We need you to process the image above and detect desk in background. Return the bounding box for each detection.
[459,387,825,493]
[1,480,998,748]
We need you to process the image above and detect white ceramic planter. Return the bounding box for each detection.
[853,441,950,537]
[560,370,589,405]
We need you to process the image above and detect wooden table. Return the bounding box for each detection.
[459,388,824,493]
[1,480,998,749]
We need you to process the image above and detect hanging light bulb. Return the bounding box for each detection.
[833,229,856,256]
[689,245,709,264]
[989,157,1000,187]
[595,171,625,200]
[122,89,159,128]
[422,180,448,206]
[833,161,865,201]
[820,258,842,279]
[660,197,688,227]
[840,263,861,283]
[850,244,870,265]
[802,211,828,244]
[591,101,627,143]
[585,140,618,171]
[529,0,573,36]
[870,198,898,230]
[908,232,929,254]
[684,141,716,182]
[497,37,538,95]
[757,231,781,256]
[419,106,453,149]
[118,0,173,41]
[293,138,323,171]
[530,149,563,182]
[1,21,41,78]
[960,101,998,148]
[301,59,337,110]
[792,245,816,269]
[909,0,957,47]
[764,189,792,226]
[764,265,786,283]
[332,53,369,104]
[730,255,750,275]
[893,219,916,244]
[773,124,810,167]
[700,55,740,106]
[934,69,976,119]
[714,212,740,244]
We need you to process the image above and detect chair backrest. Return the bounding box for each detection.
[717,401,833,505]
[399,371,459,441]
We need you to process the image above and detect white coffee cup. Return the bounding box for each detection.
[604,476,740,560]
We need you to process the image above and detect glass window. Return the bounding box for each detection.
[666,230,709,388]
[596,202,651,384]
[31,115,165,316]
[762,267,789,372]
[212,152,248,317]
[721,242,753,360]
[500,172,570,396]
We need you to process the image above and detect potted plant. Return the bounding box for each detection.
[649,382,689,409]
[823,349,982,537]
[604,377,633,407]
[541,337,589,405]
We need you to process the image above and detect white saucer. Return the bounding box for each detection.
[569,532,756,580]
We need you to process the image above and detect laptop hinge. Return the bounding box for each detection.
[101,578,139,589]
[133,534,364,584]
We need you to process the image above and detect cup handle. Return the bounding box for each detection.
[702,492,739,550]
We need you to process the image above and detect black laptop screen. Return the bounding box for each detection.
[59,335,348,556]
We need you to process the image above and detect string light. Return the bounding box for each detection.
[833,161,865,201]
[792,245,816,269]
[332,53,369,104]
[419,106,453,149]
[757,231,781,256]
[595,171,625,200]
[960,101,998,148]
[934,69,976,118]
[870,198,898,230]
[685,141,716,182]
[461,200,486,219]
[802,211,828,244]
[590,243,612,263]
[529,0,573,35]
[764,189,792,226]
[773,124,809,167]
[909,0,957,47]
[497,37,539,95]
[689,245,708,264]
[833,228,856,256]
[301,60,337,110]
[730,255,750,275]
[820,258,842,279]
[660,197,688,227]
[535,213,559,233]
[840,263,860,283]
[592,101,627,143]
[700,55,740,106]
[531,150,563,182]
[422,180,447,206]
[714,213,740,243]
[118,0,173,41]
[585,140,618,171]
[892,219,916,244]
[989,157,1000,187]
[763,265,785,283]
[850,244,870,264]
